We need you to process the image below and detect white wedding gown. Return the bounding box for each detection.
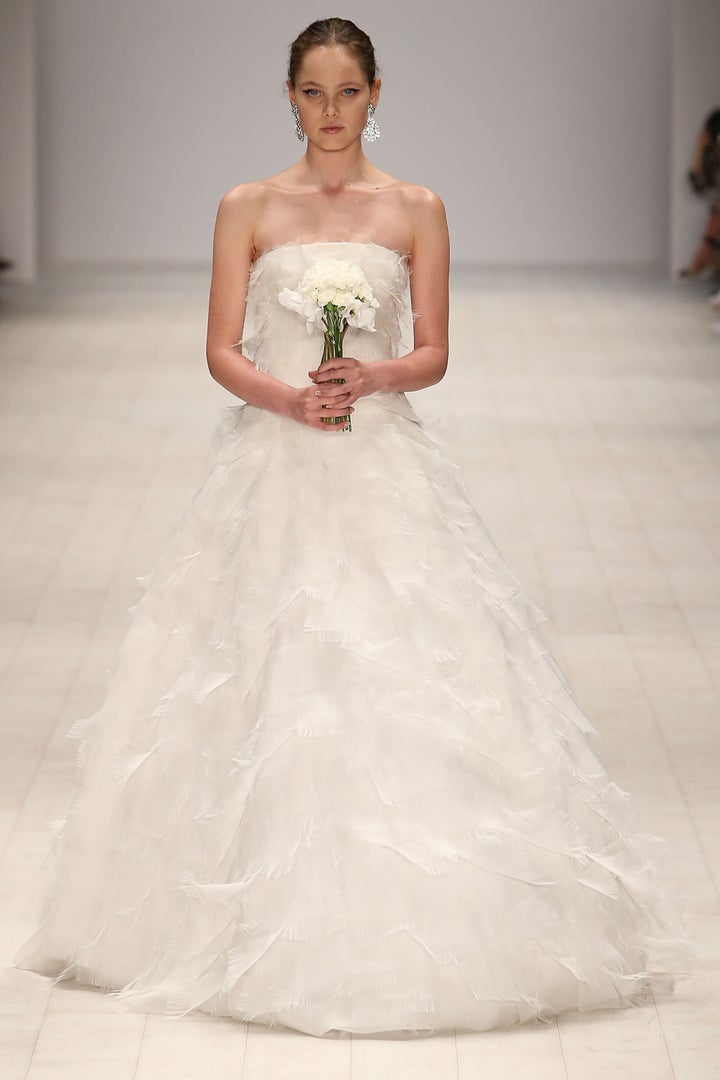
[14,241,694,1037]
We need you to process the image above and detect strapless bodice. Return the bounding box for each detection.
[239,241,414,389]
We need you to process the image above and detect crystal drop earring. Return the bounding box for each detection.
[291,103,305,142]
[362,103,381,142]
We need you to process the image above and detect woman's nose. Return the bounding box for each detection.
[323,97,340,117]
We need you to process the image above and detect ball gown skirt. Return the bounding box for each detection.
[13,241,695,1037]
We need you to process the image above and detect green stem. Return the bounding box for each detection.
[320,306,352,432]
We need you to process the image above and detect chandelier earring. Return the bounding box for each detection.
[362,102,381,142]
[291,103,305,142]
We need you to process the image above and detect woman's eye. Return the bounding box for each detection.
[303,89,320,98]
[343,88,358,96]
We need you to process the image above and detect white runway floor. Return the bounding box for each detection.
[1,264,718,1078]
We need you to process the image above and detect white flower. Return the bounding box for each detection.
[279,258,379,334]
[277,287,324,334]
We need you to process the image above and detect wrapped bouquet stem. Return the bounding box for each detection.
[320,306,351,428]
[279,258,380,432]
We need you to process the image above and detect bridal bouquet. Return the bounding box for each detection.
[279,259,380,431]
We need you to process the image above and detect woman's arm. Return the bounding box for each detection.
[308,191,448,404]
[206,187,354,430]
[205,187,296,416]
[370,187,450,393]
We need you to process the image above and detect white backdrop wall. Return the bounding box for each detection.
[37,0,672,268]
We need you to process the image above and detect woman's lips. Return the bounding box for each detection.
[321,126,342,133]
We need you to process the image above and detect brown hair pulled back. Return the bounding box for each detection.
[288,18,377,88]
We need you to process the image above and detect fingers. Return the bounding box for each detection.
[313,398,354,428]
[311,380,354,408]
[309,358,356,380]
[305,390,354,420]
[313,383,347,394]
[314,385,352,400]
[301,375,355,433]
[291,387,353,432]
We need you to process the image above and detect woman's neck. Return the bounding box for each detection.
[297,142,375,194]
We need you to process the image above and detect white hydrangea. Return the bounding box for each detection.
[279,258,380,334]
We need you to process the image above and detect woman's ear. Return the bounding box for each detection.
[286,78,295,106]
[370,77,382,108]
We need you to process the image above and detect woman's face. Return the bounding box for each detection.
[288,45,380,149]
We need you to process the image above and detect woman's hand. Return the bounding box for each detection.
[285,382,356,431]
[285,357,377,431]
[307,357,378,407]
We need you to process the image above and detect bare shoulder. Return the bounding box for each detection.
[373,173,446,214]
[216,180,269,221]
[219,162,302,206]
[392,182,448,252]
[398,182,445,210]
[215,169,302,250]
[213,181,278,260]
[403,184,447,229]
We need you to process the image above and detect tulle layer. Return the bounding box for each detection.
[14,391,696,1037]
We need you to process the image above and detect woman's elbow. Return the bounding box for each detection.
[206,340,235,377]
[206,345,229,383]
[432,344,449,384]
